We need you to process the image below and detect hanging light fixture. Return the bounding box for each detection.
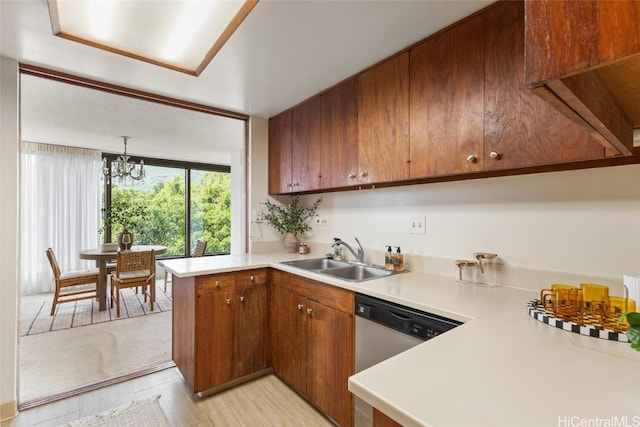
[102,136,145,185]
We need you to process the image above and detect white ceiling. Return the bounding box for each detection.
[1,0,494,163]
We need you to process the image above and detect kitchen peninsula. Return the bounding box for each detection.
[162,253,640,427]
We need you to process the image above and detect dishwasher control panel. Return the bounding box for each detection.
[355,293,462,341]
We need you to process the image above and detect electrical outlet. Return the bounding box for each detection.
[409,215,426,235]
[315,216,329,226]
[253,210,264,223]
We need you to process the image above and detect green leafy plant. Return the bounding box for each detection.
[262,196,322,236]
[626,312,640,351]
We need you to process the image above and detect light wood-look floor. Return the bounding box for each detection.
[1,368,335,427]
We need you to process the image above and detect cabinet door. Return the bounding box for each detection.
[484,1,604,170]
[268,110,293,195]
[321,78,359,189]
[292,97,323,192]
[358,53,410,184]
[271,285,307,396]
[233,283,268,378]
[409,14,485,178]
[195,291,234,392]
[306,300,355,427]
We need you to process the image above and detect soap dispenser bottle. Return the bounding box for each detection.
[394,247,404,272]
[385,246,393,270]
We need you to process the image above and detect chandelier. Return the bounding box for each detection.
[102,136,145,185]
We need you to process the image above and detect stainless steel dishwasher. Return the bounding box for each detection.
[354,293,462,427]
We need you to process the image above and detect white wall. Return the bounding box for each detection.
[0,56,19,420]
[291,165,640,289]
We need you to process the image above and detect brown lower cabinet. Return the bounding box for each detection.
[373,409,403,427]
[172,268,269,393]
[173,268,355,427]
[271,270,355,427]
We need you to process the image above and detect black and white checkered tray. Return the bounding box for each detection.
[527,300,629,342]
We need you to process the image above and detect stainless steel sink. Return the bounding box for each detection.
[281,258,395,282]
[281,258,348,270]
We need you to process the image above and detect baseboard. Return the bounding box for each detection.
[0,400,18,422]
[197,368,274,398]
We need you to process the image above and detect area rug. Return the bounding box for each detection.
[21,282,172,337]
[61,394,171,427]
[20,311,172,403]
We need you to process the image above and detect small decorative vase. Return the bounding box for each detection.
[283,232,299,253]
[117,228,133,251]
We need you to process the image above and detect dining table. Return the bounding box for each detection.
[79,245,167,311]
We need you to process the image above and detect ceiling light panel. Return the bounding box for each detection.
[49,0,258,75]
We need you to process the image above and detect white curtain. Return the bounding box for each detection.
[20,142,102,295]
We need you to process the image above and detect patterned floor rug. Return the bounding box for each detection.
[20,281,172,337]
[62,395,171,427]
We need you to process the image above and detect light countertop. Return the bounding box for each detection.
[161,254,640,427]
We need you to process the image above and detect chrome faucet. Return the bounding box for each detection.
[332,237,365,263]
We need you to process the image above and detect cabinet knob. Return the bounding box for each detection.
[306,308,313,315]
[348,173,356,180]
[466,154,477,163]
[490,151,501,160]
[297,303,304,311]
[226,298,231,305]
[359,171,368,178]
[240,296,245,302]
[215,280,220,288]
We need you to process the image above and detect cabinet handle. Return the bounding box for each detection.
[490,151,501,160]
[226,298,231,305]
[250,276,254,282]
[466,154,477,163]
[359,171,368,178]
[297,303,304,311]
[306,308,313,315]
[292,182,299,187]
[348,173,356,180]
[240,296,245,302]
[215,280,220,288]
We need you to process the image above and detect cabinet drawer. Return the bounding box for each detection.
[275,270,354,315]
[235,268,269,287]
[196,273,235,295]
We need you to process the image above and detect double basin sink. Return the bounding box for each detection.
[280,258,397,282]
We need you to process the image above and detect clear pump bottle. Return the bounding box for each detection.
[385,246,394,270]
[394,247,404,272]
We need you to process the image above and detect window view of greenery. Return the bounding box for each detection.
[103,163,231,258]
[191,170,231,255]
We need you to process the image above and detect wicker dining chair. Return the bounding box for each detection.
[110,249,155,318]
[164,240,206,292]
[46,247,100,316]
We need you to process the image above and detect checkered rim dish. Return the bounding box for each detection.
[527,300,628,343]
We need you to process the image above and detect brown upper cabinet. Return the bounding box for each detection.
[357,53,410,185]
[292,96,323,192]
[483,1,604,170]
[268,110,293,195]
[409,13,485,178]
[320,78,359,189]
[268,0,614,195]
[524,0,640,156]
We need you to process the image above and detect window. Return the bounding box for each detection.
[102,155,230,258]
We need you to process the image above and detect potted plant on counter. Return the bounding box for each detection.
[262,196,322,253]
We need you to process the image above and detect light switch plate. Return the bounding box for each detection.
[409,215,426,235]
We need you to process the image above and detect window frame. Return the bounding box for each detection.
[102,153,231,259]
